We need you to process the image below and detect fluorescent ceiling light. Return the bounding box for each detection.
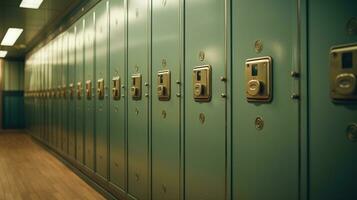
[20,0,44,9]
[0,51,8,58]
[1,28,23,46]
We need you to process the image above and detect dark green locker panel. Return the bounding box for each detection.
[307,1,357,199]
[56,36,62,151]
[58,35,64,152]
[62,32,69,155]
[49,41,54,148]
[36,55,40,139]
[76,19,85,164]
[127,0,150,199]
[184,0,228,199]
[42,49,45,140]
[44,45,49,144]
[232,0,299,199]
[39,50,44,141]
[68,25,77,159]
[95,0,109,179]
[84,12,95,170]
[52,38,58,148]
[108,0,126,190]
[33,61,37,138]
[33,54,38,138]
[151,0,181,199]
[48,41,54,147]
[38,55,41,140]
[2,92,24,129]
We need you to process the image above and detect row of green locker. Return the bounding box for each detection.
[25,0,357,199]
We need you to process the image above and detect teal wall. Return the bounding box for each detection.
[2,59,25,129]
[3,60,24,91]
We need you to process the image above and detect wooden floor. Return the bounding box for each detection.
[0,132,105,200]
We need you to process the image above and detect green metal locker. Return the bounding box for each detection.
[39,49,44,141]
[232,0,300,199]
[52,38,59,149]
[68,25,77,159]
[37,53,41,140]
[42,48,46,142]
[48,41,53,147]
[127,0,150,198]
[84,11,95,170]
[306,1,357,199]
[49,41,54,148]
[108,0,126,191]
[76,19,85,164]
[57,35,63,152]
[33,54,38,139]
[62,32,69,155]
[44,45,50,144]
[95,0,109,179]
[151,0,182,199]
[184,0,228,199]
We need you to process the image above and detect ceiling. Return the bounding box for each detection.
[0,0,85,59]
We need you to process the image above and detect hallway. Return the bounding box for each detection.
[0,132,104,200]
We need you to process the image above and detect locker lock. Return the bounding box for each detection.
[57,86,62,98]
[193,65,211,102]
[330,43,357,102]
[131,74,142,100]
[97,79,105,99]
[245,56,272,102]
[62,85,67,98]
[86,80,92,99]
[112,76,121,100]
[69,83,74,98]
[157,70,171,101]
[247,80,261,96]
[77,82,82,98]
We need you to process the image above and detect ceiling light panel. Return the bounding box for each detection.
[1,28,24,46]
[0,51,8,58]
[20,0,44,9]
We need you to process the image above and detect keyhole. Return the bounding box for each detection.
[162,184,167,193]
[162,110,167,119]
[255,116,264,131]
[199,113,205,124]
[199,51,205,61]
[162,0,167,6]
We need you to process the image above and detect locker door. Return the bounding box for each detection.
[127,0,150,199]
[43,48,46,142]
[44,45,49,144]
[84,12,95,169]
[95,0,109,179]
[57,35,63,151]
[34,58,38,139]
[232,0,299,199]
[45,50,49,143]
[57,35,63,150]
[76,19,85,164]
[151,0,181,199]
[68,26,76,159]
[307,1,357,199]
[62,32,69,155]
[49,41,54,147]
[184,0,228,199]
[108,0,125,190]
[52,38,58,149]
[40,49,44,141]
